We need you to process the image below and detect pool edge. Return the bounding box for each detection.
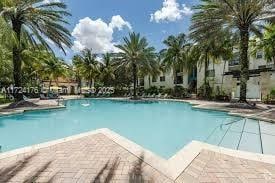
[1,128,275,181]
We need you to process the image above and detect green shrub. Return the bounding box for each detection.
[270,89,275,99]
[172,85,188,98]
[146,86,159,94]
[197,82,213,100]
[162,88,173,95]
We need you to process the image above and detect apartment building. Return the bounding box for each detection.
[141,66,197,90]
[198,51,275,99]
[142,51,275,100]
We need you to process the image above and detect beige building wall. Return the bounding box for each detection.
[143,69,189,89]
[196,52,275,100]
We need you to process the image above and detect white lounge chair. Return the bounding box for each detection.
[156,93,162,98]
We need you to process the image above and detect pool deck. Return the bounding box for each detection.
[1,96,275,182]
[1,129,275,183]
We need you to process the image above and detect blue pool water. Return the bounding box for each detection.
[0,99,270,158]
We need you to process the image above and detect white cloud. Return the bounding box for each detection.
[43,0,60,3]
[71,16,131,53]
[150,0,193,23]
[109,15,132,30]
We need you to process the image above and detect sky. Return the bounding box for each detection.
[47,0,199,63]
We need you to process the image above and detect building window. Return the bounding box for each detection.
[160,76,165,82]
[152,76,157,82]
[206,70,215,77]
[256,51,263,59]
[175,76,183,84]
[229,53,240,66]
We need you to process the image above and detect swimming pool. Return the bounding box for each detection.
[0,99,274,159]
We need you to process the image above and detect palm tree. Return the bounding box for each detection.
[72,55,83,93]
[0,0,72,100]
[115,32,156,99]
[100,53,115,86]
[161,33,189,80]
[76,49,100,88]
[251,24,275,67]
[42,55,68,92]
[190,0,275,102]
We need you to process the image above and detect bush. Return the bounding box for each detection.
[162,88,173,95]
[0,96,13,104]
[146,86,159,94]
[197,82,213,100]
[270,89,275,99]
[172,85,188,98]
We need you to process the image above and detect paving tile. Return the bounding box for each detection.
[2,131,275,183]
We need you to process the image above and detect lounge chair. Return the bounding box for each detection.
[40,93,49,100]
[156,93,162,98]
[48,93,59,99]
[162,94,168,99]
[23,95,29,101]
[141,93,146,98]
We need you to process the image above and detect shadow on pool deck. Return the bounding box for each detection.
[0,152,54,182]
[92,154,154,183]
[0,152,152,183]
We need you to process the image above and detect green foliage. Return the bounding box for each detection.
[270,89,275,98]
[115,32,157,98]
[190,0,275,102]
[172,85,188,98]
[73,49,100,88]
[0,94,13,104]
[145,86,159,94]
[163,88,173,95]
[197,82,212,100]
[161,33,190,72]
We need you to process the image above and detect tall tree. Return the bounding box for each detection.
[190,0,275,102]
[115,32,156,99]
[75,49,100,88]
[161,33,189,79]
[0,0,72,100]
[251,24,275,67]
[100,53,115,86]
[42,55,68,92]
[72,55,83,93]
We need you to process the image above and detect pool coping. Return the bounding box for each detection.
[0,105,66,117]
[1,128,275,181]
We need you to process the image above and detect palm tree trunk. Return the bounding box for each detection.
[221,60,227,92]
[239,28,249,102]
[89,79,93,88]
[132,63,137,98]
[203,51,208,97]
[48,79,52,94]
[12,20,23,101]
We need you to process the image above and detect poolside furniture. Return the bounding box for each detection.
[156,93,162,98]
[23,95,29,101]
[48,93,59,99]
[162,94,168,99]
[141,93,146,98]
[40,93,49,100]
